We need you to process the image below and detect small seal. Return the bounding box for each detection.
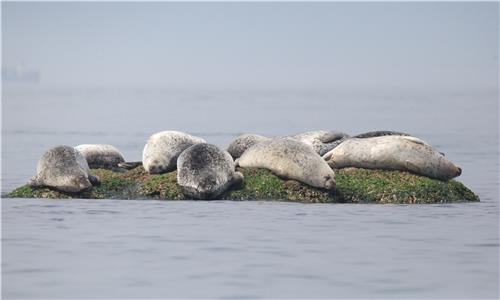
[177,143,243,199]
[227,133,270,159]
[236,138,336,190]
[322,135,461,181]
[75,144,125,170]
[288,130,349,156]
[28,145,100,193]
[142,131,206,174]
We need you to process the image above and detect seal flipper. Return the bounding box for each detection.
[404,160,423,175]
[117,161,142,170]
[27,176,42,187]
[320,131,348,143]
[319,137,347,156]
[88,174,101,186]
[322,151,333,161]
[231,171,244,189]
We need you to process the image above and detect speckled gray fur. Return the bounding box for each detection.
[287,130,349,156]
[353,130,411,138]
[227,134,271,159]
[75,144,125,169]
[28,145,100,192]
[142,131,206,174]
[177,143,243,199]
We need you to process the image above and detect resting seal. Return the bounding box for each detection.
[75,144,125,169]
[227,133,270,159]
[28,145,100,193]
[288,130,349,156]
[177,143,243,199]
[236,138,336,190]
[322,136,461,181]
[142,131,206,174]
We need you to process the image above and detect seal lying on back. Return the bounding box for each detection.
[177,143,243,199]
[75,144,125,169]
[143,131,206,174]
[288,130,349,156]
[227,133,270,159]
[322,136,461,181]
[28,145,100,193]
[236,138,336,190]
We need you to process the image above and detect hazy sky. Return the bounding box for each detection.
[2,2,498,90]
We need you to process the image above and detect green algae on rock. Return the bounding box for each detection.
[6,166,479,203]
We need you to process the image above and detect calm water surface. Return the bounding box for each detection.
[2,87,499,298]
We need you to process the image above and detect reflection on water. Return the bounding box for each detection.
[2,88,499,298]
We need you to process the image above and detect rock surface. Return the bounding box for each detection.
[6,166,479,203]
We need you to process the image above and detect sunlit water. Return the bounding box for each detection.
[2,87,499,298]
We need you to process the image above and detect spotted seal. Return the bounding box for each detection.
[236,138,336,190]
[28,145,100,192]
[227,133,270,159]
[142,131,206,174]
[322,135,461,181]
[75,144,125,169]
[177,143,243,199]
[288,130,349,156]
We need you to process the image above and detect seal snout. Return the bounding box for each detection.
[324,175,336,190]
[456,166,462,176]
[77,178,92,191]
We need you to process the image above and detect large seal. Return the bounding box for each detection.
[288,130,349,156]
[28,145,100,193]
[236,138,336,190]
[322,135,461,181]
[142,131,206,174]
[75,144,125,169]
[177,143,243,199]
[318,130,426,154]
[227,133,270,159]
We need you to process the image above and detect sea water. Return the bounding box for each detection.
[2,87,498,298]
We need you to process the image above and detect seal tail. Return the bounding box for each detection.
[118,161,143,170]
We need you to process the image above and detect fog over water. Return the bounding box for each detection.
[2,2,499,299]
[2,2,498,90]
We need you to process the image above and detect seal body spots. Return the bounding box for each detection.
[353,130,410,139]
[177,143,243,200]
[236,138,336,190]
[28,145,100,193]
[227,133,270,159]
[322,136,461,181]
[288,130,349,156]
[142,131,206,174]
[75,144,125,169]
